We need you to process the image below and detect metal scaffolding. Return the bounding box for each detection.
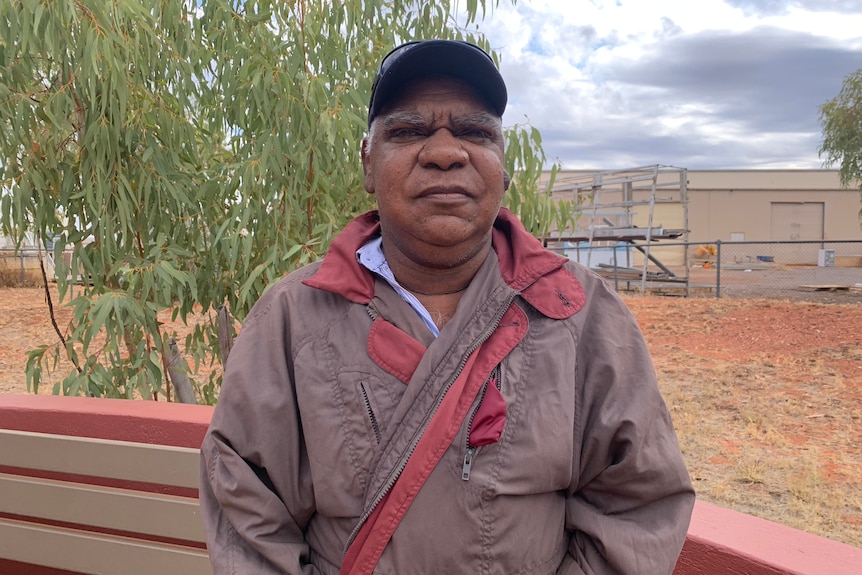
[546,165,690,294]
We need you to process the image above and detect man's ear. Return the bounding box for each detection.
[361,136,375,194]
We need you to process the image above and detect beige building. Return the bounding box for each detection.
[544,167,862,269]
[686,169,862,243]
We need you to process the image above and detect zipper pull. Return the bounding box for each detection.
[462,446,476,481]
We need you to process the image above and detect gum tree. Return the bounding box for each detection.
[0,0,569,402]
[819,69,862,223]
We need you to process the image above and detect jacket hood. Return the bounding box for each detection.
[303,208,584,318]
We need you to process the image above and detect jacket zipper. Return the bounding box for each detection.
[343,293,519,553]
[462,364,501,481]
[360,382,382,444]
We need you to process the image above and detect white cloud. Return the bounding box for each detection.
[471,0,862,169]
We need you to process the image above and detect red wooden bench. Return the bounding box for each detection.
[1,394,860,574]
[0,395,213,575]
[676,500,862,575]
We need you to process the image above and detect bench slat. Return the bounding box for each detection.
[0,473,205,543]
[0,429,200,488]
[0,518,212,575]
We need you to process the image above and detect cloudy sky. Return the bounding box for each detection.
[476,0,862,170]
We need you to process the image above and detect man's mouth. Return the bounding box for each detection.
[418,186,471,199]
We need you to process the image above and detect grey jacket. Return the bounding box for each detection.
[200,209,695,574]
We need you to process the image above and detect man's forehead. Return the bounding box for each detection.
[380,76,500,120]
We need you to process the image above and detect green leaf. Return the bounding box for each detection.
[1,0,544,403]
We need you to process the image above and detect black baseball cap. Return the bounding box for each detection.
[367,40,508,127]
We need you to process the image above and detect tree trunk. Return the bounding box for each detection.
[167,338,197,404]
[217,304,234,365]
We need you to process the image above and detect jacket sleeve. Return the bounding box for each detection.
[558,281,695,575]
[199,288,319,575]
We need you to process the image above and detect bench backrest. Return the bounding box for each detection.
[0,395,214,575]
[3,395,862,575]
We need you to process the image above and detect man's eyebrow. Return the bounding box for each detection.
[380,111,502,131]
[380,112,427,129]
[451,111,501,128]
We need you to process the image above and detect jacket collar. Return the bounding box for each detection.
[303,208,584,317]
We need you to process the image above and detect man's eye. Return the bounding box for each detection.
[390,128,424,139]
[461,129,492,140]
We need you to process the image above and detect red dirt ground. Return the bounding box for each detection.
[1,287,861,546]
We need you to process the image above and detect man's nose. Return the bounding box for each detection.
[418,128,468,170]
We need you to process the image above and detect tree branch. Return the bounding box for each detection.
[38,239,83,374]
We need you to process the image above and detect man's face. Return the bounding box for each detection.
[361,76,506,269]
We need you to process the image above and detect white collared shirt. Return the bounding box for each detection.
[356,237,440,337]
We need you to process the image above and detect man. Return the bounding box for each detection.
[200,40,695,574]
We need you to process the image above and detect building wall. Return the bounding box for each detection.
[547,169,861,241]
[686,170,862,243]
[545,168,862,268]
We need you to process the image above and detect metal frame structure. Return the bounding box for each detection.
[545,165,690,293]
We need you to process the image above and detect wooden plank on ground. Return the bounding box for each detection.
[798,285,850,292]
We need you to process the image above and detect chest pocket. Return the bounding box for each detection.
[335,370,405,492]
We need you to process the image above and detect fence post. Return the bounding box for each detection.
[715,240,721,299]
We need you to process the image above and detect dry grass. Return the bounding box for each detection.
[626,295,862,549]
[0,267,42,288]
[1,287,861,548]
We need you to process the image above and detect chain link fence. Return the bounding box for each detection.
[0,248,46,287]
[551,239,862,303]
[697,240,862,302]
[5,239,862,302]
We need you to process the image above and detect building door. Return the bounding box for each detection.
[770,202,824,263]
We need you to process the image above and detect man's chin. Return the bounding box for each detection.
[409,231,490,266]
[414,224,475,248]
